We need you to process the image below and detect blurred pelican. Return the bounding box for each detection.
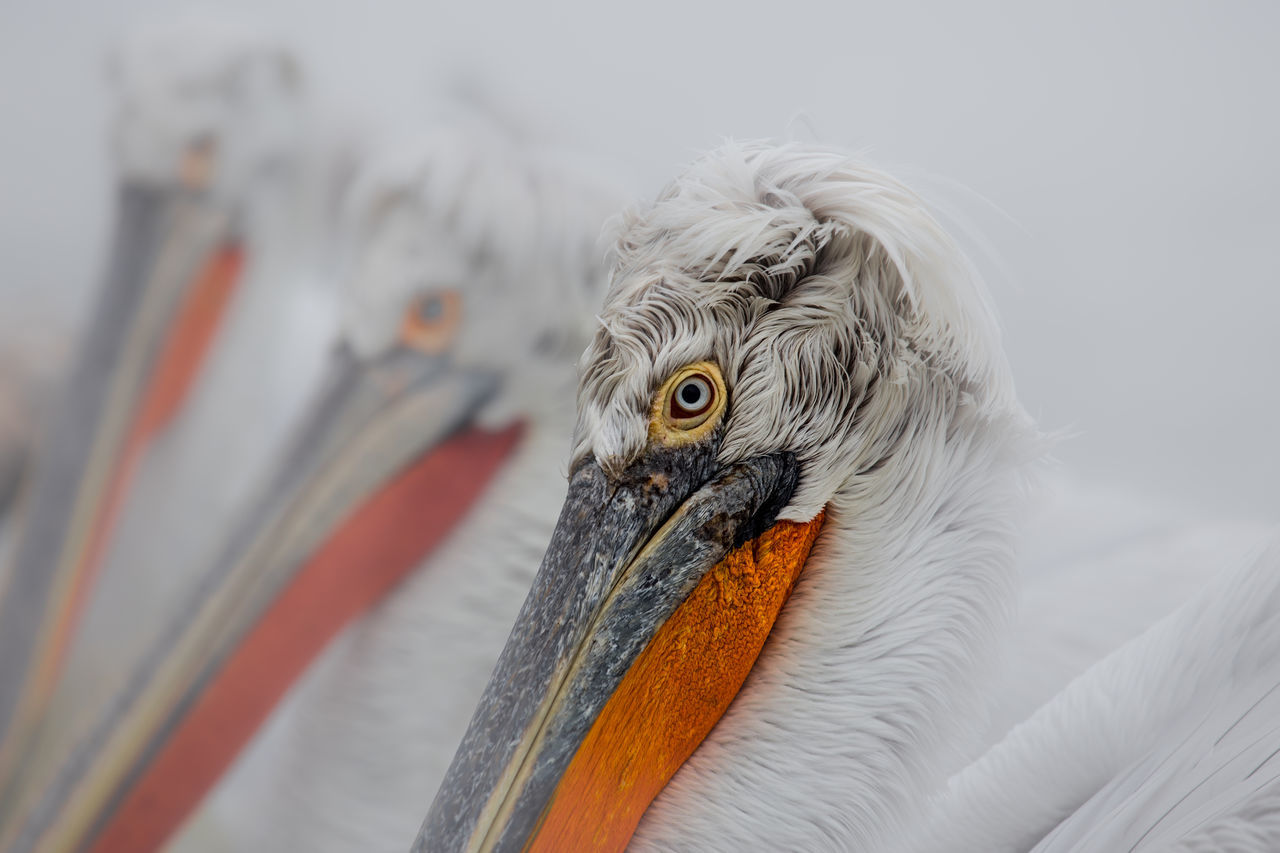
[0,15,315,769]
[0,15,353,846]
[5,121,626,853]
[419,142,1280,852]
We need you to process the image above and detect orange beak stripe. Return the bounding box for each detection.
[84,423,524,853]
[526,509,826,852]
[133,242,245,437]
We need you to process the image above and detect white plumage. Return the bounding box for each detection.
[988,483,1275,749]
[913,533,1280,852]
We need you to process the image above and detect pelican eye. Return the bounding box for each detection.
[400,289,462,354]
[671,375,714,419]
[652,361,727,442]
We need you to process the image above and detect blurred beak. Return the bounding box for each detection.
[0,166,243,783]
[417,444,824,853]
[4,343,521,853]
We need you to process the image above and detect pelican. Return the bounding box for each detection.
[418,141,1280,851]
[4,121,627,853]
[0,16,351,844]
[0,13,333,784]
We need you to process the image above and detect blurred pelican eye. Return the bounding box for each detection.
[419,296,445,321]
[400,289,462,354]
[652,361,727,442]
[180,135,217,190]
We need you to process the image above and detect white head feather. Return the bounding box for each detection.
[107,14,304,198]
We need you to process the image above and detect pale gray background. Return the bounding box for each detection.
[2,0,1277,519]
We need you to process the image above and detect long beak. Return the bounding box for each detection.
[417,443,825,853]
[1,344,521,853]
[0,174,242,786]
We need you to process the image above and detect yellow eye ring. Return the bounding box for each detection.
[649,361,727,445]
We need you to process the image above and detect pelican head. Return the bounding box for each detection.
[334,124,617,427]
[421,142,1038,851]
[8,122,625,853]
[107,15,302,198]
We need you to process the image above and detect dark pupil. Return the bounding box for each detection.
[420,297,444,321]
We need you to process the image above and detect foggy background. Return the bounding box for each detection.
[2,0,1277,520]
